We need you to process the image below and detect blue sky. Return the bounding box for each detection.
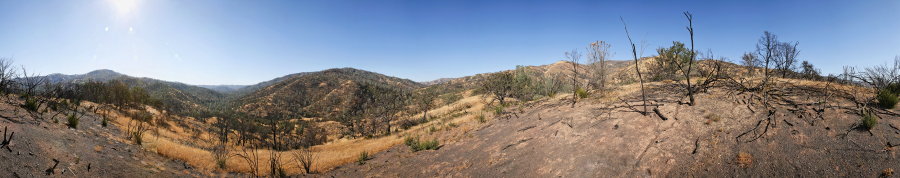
[0,0,898,85]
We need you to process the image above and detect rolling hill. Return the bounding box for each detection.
[234,67,425,120]
[43,69,226,117]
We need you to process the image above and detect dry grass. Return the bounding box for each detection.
[735,152,753,168]
[704,114,721,125]
[87,91,489,176]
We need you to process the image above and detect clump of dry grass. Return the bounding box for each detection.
[735,152,752,168]
[704,114,721,125]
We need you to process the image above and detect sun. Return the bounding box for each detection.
[108,0,139,17]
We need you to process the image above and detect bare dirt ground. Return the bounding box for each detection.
[0,100,207,177]
[324,81,900,177]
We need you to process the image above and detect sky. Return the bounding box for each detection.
[0,0,898,85]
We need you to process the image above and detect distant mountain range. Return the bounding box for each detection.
[40,60,637,120]
[43,68,426,120]
[196,85,248,93]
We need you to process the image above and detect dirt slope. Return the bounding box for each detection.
[0,100,207,177]
[323,80,900,177]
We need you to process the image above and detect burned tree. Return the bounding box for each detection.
[683,11,697,106]
[293,147,317,174]
[18,66,47,113]
[800,61,820,80]
[776,42,800,78]
[586,41,611,92]
[0,58,16,98]
[566,49,582,108]
[755,31,779,89]
[741,53,758,77]
[621,17,648,115]
[0,125,13,152]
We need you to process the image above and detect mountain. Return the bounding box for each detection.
[234,68,424,120]
[196,85,248,93]
[44,69,126,83]
[44,69,226,117]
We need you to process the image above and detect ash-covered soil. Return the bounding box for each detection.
[324,83,900,177]
[0,103,206,177]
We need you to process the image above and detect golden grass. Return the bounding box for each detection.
[87,91,489,176]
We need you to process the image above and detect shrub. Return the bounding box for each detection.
[101,118,108,127]
[215,158,227,169]
[66,114,79,129]
[22,97,39,112]
[404,137,417,147]
[492,105,505,115]
[417,139,440,151]
[885,83,900,94]
[405,136,440,152]
[356,151,369,165]
[876,90,898,109]
[575,87,589,99]
[131,131,143,145]
[861,112,878,130]
[447,122,458,128]
[476,114,486,123]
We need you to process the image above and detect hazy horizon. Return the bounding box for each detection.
[1,0,898,85]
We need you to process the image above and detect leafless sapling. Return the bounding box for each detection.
[683,11,696,106]
[586,41,611,92]
[620,17,648,115]
[566,49,581,108]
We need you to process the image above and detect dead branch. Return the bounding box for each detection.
[1,126,13,152]
[45,159,59,175]
[653,108,669,121]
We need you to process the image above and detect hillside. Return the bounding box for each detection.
[325,78,900,177]
[44,69,226,117]
[0,98,208,177]
[234,68,424,120]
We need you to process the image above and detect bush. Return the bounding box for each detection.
[101,118,108,127]
[356,151,369,165]
[861,112,878,130]
[492,105,505,115]
[884,83,900,94]
[405,136,440,152]
[417,139,440,151]
[404,137,417,147]
[575,87,589,99]
[22,97,39,112]
[476,114,486,123]
[66,114,79,129]
[132,131,143,145]
[876,90,898,109]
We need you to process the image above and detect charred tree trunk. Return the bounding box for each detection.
[684,12,696,106]
[621,17,648,115]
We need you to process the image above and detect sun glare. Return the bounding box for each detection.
[108,0,139,17]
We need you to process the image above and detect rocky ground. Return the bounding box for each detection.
[324,82,900,177]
